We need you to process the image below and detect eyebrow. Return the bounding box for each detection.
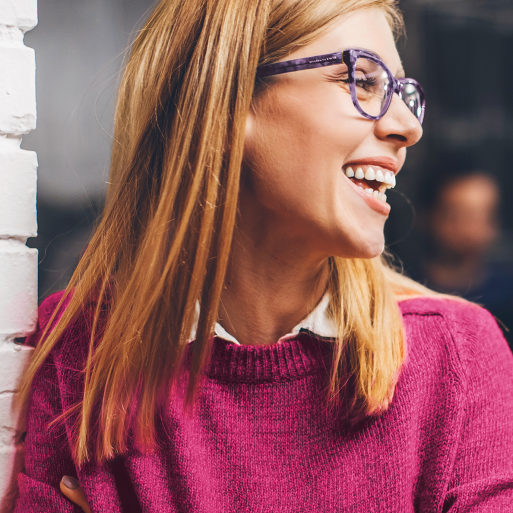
[339,46,405,78]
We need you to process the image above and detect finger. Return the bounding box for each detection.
[60,476,92,513]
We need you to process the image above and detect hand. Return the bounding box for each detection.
[60,476,92,513]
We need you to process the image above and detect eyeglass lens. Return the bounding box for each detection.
[353,57,390,117]
[399,82,423,121]
[353,57,423,121]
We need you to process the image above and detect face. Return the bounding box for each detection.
[241,8,423,261]
[430,175,499,258]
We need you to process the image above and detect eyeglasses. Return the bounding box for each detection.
[256,49,425,125]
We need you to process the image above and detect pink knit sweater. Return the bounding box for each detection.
[14,292,513,512]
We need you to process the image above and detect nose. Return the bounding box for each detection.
[374,93,423,148]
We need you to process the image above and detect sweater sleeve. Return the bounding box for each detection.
[441,306,513,512]
[14,296,82,513]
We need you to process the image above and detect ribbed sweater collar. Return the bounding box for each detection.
[201,334,331,383]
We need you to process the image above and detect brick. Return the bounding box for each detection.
[0,343,33,393]
[0,0,37,31]
[0,448,15,497]
[0,394,13,433]
[0,393,25,457]
[0,149,37,238]
[0,241,37,336]
[0,46,35,135]
[0,425,16,448]
[0,393,22,433]
[0,444,23,505]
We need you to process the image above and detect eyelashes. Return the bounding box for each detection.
[333,68,379,89]
[337,76,379,91]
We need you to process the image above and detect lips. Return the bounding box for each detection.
[344,156,400,174]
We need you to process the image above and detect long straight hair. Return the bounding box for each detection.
[18,0,435,465]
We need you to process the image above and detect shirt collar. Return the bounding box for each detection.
[189,292,337,345]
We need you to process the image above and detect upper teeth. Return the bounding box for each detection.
[344,165,395,188]
[364,167,375,180]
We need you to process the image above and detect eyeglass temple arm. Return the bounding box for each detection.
[256,52,344,78]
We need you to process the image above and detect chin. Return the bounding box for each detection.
[329,238,384,260]
[351,237,385,260]
[322,223,386,260]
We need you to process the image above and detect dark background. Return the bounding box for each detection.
[23,0,513,301]
[385,0,513,275]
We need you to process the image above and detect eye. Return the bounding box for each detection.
[334,68,380,91]
[355,76,378,91]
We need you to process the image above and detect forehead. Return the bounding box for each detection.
[286,8,403,77]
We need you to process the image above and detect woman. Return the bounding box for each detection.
[14,0,513,511]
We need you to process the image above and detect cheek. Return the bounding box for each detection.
[244,90,369,210]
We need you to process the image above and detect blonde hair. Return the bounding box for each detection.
[18,0,436,465]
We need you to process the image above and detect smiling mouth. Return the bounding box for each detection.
[342,164,396,203]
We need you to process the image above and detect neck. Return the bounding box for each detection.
[218,227,329,346]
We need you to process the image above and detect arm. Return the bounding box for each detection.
[442,307,513,512]
[14,301,82,513]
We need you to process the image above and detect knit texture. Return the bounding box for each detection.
[14,292,513,512]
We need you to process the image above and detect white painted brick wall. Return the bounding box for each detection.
[0,0,37,509]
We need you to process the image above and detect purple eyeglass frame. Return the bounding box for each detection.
[256,49,426,125]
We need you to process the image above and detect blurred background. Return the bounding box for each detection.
[24,0,513,348]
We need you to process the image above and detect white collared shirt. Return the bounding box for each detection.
[189,292,338,345]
